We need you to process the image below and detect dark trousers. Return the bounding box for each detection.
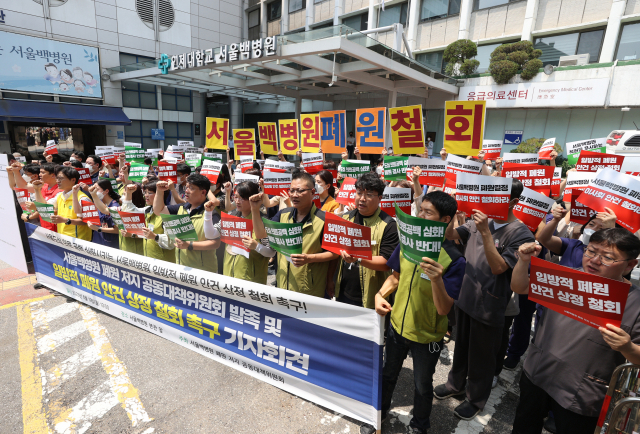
[495,316,515,376]
[512,373,598,434]
[506,294,537,359]
[446,306,503,410]
[381,326,442,431]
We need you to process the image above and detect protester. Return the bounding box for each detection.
[32,163,60,232]
[510,229,640,434]
[85,155,102,183]
[314,170,339,213]
[70,151,85,163]
[74,180,120,249]
[346,131,356,159]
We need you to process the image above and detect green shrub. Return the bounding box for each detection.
[488,41,542,84]
[510,137,566,172]
[443,40,480,76]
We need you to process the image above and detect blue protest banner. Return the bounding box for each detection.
[26,224,383,428]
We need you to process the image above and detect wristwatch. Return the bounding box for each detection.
[132,234,138,238]
[357,257,363,264]
[154,234,160,242]
[188,241,194,251]
[66,218,72,225]
[97,228,102,233]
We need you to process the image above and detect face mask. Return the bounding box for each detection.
[23,174,32,182]
[315,183,324,195]
[69,157,76,162]
[580,228,596,245]
[376,166,383,175]
[97,191,105,201]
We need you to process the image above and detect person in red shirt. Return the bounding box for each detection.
[33,163,61,232]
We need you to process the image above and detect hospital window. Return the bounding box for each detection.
[124,120,158,149]
[420,0,460,21]
[163,122,194,148]
[161,87,192,112]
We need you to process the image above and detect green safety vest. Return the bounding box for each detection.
[335,208,393,309]
[119,232,144,254]
[175,205,218,272]
[223,211,269,285]
[390,241,461,344]
[276,205,328,298]
[144,207,176,263]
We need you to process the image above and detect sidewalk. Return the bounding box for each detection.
[0,260,51,308]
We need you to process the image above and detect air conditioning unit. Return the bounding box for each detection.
[557,53,590,66]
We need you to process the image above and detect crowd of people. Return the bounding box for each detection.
[5,142,640,434]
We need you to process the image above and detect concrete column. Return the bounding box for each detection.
[156,86,164,150]
[333,0,344,25]
[229,96,243,131]
[367,0,377,30]
[260,0,268,38]
[406,0,420,52]
[521,0,539,41]
[600,0,628,62]
[281,0,290,34]
[305,0,315,30]
[457,0,473,40]
[385,90,397,149]
[295,96,302,119]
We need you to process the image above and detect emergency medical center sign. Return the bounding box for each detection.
[444,100,486,156]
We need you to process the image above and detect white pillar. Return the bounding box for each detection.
[305,0,314,30]
[367,0,377,30]
[156,86,164,150]
[386,90,397,149]
[260,0,267,38]
[281,0,290,34]
[457,0,473,40]
[393,23,403,52]
[406,0,420,52]
[521,0,539,41]
[334,0,344,25]
[600,0,627,62]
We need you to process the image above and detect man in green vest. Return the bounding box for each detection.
[360,191,466,434]
[331,173,399,309]
[153,174,221,271]
[271,171,336,298]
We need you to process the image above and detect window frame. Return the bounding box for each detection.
[472,0,525,12]
[415,50,446,74]
[124,120,159,149]
[419,0,461,22]
[248,8,260,28]
[533,27,606,66]
[378,2,408,27]
[120,53,157,109]
[160,86,192,112]
[342,13,368,32]
[289,0,306,13]
[615,21,640,61]
[267,0,282,21]
[162,121,194,148]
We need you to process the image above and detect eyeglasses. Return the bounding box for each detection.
[355,190,379,200]
[55,176,67,181]
[583,248,629,267]
[288,188,311,196]
[233,196,245,202]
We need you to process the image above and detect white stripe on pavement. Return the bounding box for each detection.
[54,379,120,434]
[43,345,100,394]
[36,321,87,355]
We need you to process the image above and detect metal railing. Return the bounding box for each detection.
[597,363,640,433]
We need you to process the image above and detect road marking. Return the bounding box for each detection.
[36,321,87,355]
[43,345,100,394]
[0,294,54,310]
[16,303,49,434]
[53,380,119,434]
[79,304,152,426]
[1,275,38,290]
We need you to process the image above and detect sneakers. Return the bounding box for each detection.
[503,355,520,371]
[433,384,465,400]
[454,400,481,420]
[492,376,498,388]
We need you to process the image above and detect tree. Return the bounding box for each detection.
[488,41,543,84]
[443,40,480,76]
[510,137,571,175]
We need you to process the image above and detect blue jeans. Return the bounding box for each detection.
[381,326,442,431]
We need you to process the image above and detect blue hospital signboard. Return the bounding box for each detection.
[504,130,524,146]
[151,129,165,140]
[0,30,101,98]
[26,224,384,429]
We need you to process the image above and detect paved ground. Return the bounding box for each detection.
[0,260,539,434]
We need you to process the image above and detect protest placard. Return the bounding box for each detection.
[262,218,303,260]
[112,146,125,159]
[380,187,411,218]
[529,257,630,329]
[125,143,146,164]
[35,201,54,223]
[15,188,30,213]
[320,110,347,154]
[279,119,299,155]
[570,189,596,225]
[551,167,562,197]
[395,205,447,265]
[577,168,640,233]
[220,213,253,252]
[157,160,177,183]
[239,155,254,173]
[264,172,292,196]
[576,150,625,172]
[390,105,425,155]
[200,160,222,184]
[321,213,372,260]
[502,162,554,195]
[405,156,427,183]
[205,117,228,150]
[336,177,357,208]
[76,168,94,186]
[444,101,486,156]
[513,187,555,231]
[95,146,116,165]
[301,153,323,174]
[444,154,484,192]
[563,171,596,202]
[233,173,260,187]
[339,160,370,178]
[258,122,279,155]
[300,114,321,153]
[160,214,199,241]
[538,138,556,160]
[203,152,223,163]
[263,159,295,173]
[118,211,146,236]
[233,128,256,159]
[127,162,149,183]
[80,198,100,225]
[108,209,126,231]
[185,152,202,170]
[45,140,58,155]
[355,107,386,154]
[502,153,539,165]
[383,156,409,181]
[456,173,512,219]
[482,140,502,160]
[567,138,606,165]
[407,158,447,188]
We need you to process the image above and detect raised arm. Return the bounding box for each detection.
[536,206,566,255]
[153,181,170,215]
[445,210,464,241]
[71,184,83,217]
[511,242,541,294]
[474,210,509,275]
[249,192,267,239]
[411,167,423,198]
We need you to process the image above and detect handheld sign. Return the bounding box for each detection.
[118,211,146,236]
[396,205,447,263]
[233,173,260,187]
[551,167,562,197]
[339,160,370,178]
[336,177,357,208]
[407,158,447,188]
[502,163,554,196]
[563,171,596,202]
[383,156,409,182]
[529,257,630,329]
[443,100,485,156]
[390,104,425,155]
[80,199,100,225]
[35,202,55,222]
[201,160,223,184]
[503,153,539,165]
[321,213,372,260]
[158,160,178,183]
[300,114,321,153]
[570,189,596,225]
[567,138,606,165]
[576,150,624,172]
[263,159,294,173]
[238,155,254,173]
[263,172,292,196]
[185,152,202,170]
[538,138,556,160]
[205,117,228,150]
[203,152,223,163]
[380,187,411,218]
[220,213,253,252]
[160,214,199,241]
[45,140,58,155]
[301,153,323,174]
[513,187,555,231]
[125,143,146,164]
[258,122,279,155]
[15,188,31,213]
[444,154,483,192]
[405,156,428,184]
[127,162,148,183]
[355,107,386,154]
[76,168,94,186]
[456,173,512,220]
[262,218,303,261]
[482,140,502,160]
[108,209,126,231]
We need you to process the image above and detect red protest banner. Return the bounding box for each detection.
[577,168,640,233]
[45,140,58,155]
[239,156,254,173]
[513,187,555,231]
[483,140,502,161]
[301,153,324,174]
[328,169,338,188]
[80,199,100,225]
[200,161,222,184]
[158,160,178,183]
[380,187,411,218]
[456,172,512,220]
[322,212,372,259]
[551,167,562,197]
[407,158,447,188]
[336,177,356,208]
[263,159,294,173]
[529,256,630,329]
[563,171,596,202]
[76,168,94,186]
[538,138,556,160]
[15,188,30,212]
[502,163,554,196]
[312,193,321,209]
[570,189,596,225]
[576,150,625,172]
[220,212,253,252]
[263,172,291,196]
[444,154,483,193]
[119,211,146,236]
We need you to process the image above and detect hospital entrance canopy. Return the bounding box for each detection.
[105,25,459,104]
